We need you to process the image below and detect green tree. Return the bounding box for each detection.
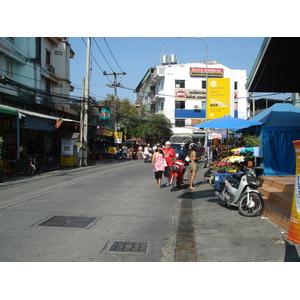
[135,114,172,145]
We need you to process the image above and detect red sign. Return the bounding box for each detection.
[190,67,224,77]
[176,91,186,97]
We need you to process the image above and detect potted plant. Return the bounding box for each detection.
[243,135,260,147]
[243,135,260,157]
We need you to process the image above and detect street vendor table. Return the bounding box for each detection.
[211,169,244,191]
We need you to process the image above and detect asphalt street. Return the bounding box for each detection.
[0,158,299,263]
[1,157,299,299]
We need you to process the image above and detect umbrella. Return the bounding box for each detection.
[193,115,262,129]
[125,138,145,142]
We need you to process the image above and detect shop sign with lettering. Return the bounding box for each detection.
[190,67,224,78]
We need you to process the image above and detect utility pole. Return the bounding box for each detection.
[103,72,126,133]
[80,37,91,166]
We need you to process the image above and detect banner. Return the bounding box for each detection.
[206,78,230,119]
[97,126,113,137]
[287,140,300,244]
[54,117,63,130]
[108,147,116,154]
[114,132,123,144]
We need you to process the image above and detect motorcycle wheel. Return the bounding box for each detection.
[238,192,264,217]
[170,176,177,191]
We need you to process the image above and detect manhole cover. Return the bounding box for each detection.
[38,216,97,228]
[109,241,148,253]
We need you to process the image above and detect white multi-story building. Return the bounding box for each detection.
[135,57,248,134]
[0,37,75,112]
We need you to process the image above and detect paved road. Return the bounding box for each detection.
[0,159,299,262]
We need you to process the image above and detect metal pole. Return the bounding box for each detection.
[81,37,91,166]
[191,38,209,167]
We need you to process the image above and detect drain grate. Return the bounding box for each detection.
[38,216,97,228]
[108,241,148,253]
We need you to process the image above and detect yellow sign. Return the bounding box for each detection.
[108,147,116,154]
[206,78,230,119]
[114,132,122,139]
[287,140,300,244]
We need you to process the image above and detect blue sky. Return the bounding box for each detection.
[69,37,268,102]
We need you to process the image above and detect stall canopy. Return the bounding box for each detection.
[0,104,18,116]
[193,115,261,129]
[249,103,300,175]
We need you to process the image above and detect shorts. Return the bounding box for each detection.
[155,171,164,180]
[164,166,171,178]
[189,161,198,172]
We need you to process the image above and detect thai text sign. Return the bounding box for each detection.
[206,78,230,119]
[175,89,206,100]
[97,126,113,137]
[190,67,224,77]
[287,140,300,243]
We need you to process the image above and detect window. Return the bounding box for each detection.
[234,81,238,89]
[202,101,206,110]
[202,81,206,89]
[6,60,13,78]
[175,119,185,127]
[175,101,185,109]
[46,50,51,65]
[46,81,51,94]
[175,80,185,88]
[160,102,164,111]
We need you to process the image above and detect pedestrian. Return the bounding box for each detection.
[137,144,143,160]
[163,141,176,186]
[186,143,200,190]
[122,144,128,160]
[116,146,122,162]
[152,145,165,189]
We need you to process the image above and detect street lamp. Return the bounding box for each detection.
[177,37,210,165]
[190,37,210,166]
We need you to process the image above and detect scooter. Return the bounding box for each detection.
[143,152,152,163]
[215,167,264,217]
[169,158,186,191]
[23,156,36,176]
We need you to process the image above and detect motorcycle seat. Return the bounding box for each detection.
[226,175,240,185]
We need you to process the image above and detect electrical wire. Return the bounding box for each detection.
[103,37,125,74]
[92,37,114,73]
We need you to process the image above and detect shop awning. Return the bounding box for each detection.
[246,37,300,93]
[0,104,18,116]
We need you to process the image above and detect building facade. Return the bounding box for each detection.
[135,58,248,135]
[0,37,79,162]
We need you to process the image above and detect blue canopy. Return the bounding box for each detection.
[249,103,300,175]
[193,115,261,129]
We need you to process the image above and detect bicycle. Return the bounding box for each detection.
[23,157,36,176]
[43,156,59,172]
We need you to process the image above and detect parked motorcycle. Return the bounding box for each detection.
[23,157,36,176]
[143,153,152,163]
[169,158,186,191]
[215,167,264,217]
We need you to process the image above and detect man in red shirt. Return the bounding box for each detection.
[163,141,176,186]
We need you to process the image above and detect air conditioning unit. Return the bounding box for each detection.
[47,65,55,74]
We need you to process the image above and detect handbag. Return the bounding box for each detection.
[185,155,190,162]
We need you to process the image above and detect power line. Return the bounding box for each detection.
[103,37,125,74]
[92,37,114,73]
[81,37,106,74]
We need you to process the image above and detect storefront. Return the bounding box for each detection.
[1,104,80,174]
[0,104,19,159]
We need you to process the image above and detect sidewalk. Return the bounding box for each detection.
[186,162,300,262]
